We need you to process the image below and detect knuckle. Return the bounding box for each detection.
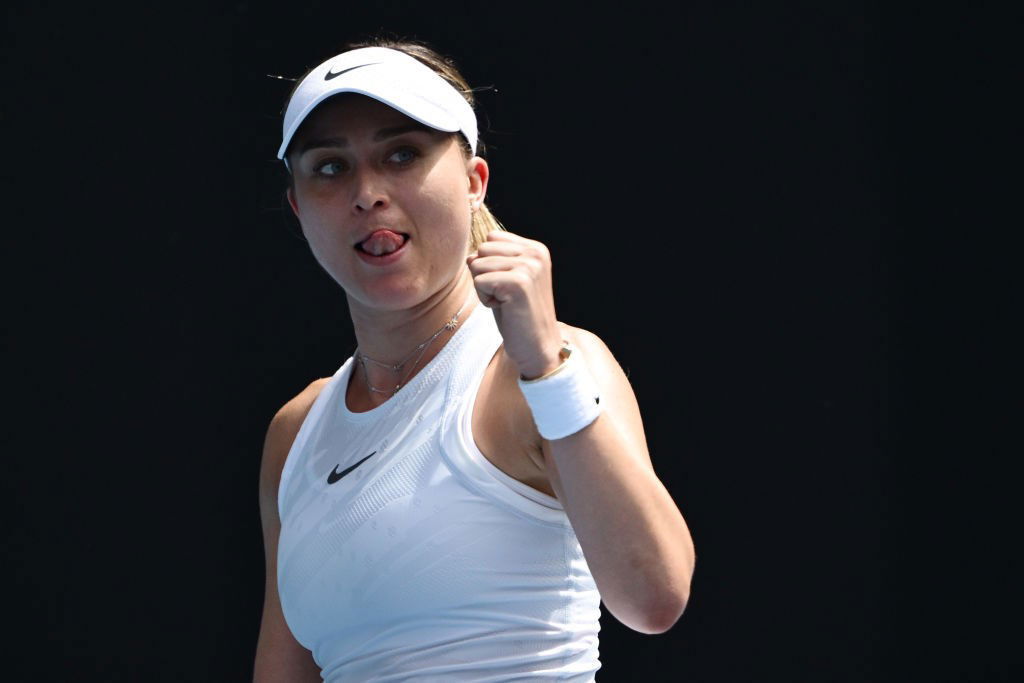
[511,270,532,287]
[523,239,548,258]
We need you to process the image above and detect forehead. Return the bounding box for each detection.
[292,93,420,142]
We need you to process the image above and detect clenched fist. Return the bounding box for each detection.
[466,231,565,380]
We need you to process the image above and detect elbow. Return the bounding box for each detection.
[607,533,697,634]
[613,584,690,635]
[639,589,690,635]
[637,547,695,634]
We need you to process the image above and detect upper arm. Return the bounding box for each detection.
[253,378,330,683]
[560,325,652,467]
[499,324,653,498]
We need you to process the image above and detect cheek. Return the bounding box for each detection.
[294,188,344,244]
[303,225,346,281]
[296,209,332,254]
[303,224,335,263]
[425,192,471,255]
[294,209,357,285]
[419,168,472,244]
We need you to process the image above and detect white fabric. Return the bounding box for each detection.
[276,305,602,682]
[278,46,478,161]
[518,346,602,440]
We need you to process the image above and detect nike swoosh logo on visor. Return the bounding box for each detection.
[324,63,378,81]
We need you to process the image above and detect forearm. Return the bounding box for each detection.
[546,412,695,634]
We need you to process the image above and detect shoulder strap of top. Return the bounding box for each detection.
[277,358,353,518]
[439,305,503,433]
[439,306,570,525]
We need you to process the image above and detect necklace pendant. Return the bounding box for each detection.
[355,298,467,400]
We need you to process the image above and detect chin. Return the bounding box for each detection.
[334,259,469,314]
[344,278,435,313]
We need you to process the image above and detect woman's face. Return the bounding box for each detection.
[287,94,488,313]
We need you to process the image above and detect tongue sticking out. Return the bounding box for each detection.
[359,230,405,256]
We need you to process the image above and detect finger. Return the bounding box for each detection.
[470,271,502,307]
[477,291,499,307]
[471,270,533,305]
[467,255,529,276]
[474,241,527,258]
[483,230,533,245]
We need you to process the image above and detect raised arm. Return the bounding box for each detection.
[468,231,695,634]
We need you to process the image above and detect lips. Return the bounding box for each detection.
[355,229,408,256]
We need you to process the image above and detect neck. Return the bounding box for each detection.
[346,273,478,410]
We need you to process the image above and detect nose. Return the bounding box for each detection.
[351,168,389,213]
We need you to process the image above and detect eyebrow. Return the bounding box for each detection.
[298,123,436,156]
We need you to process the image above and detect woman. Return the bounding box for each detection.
[254,40,695,682]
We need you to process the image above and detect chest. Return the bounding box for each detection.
[277,426,573,651]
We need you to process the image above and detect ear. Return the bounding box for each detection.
[466,156,489,211]
[286,186,300,217]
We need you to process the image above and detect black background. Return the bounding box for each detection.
[4,1,1015,681]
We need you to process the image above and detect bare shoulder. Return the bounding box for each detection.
[558,323,612,359]
[554,322,651,460]
[259,378,333,508]
[490,323,633,431]
[556,323,630,385]
[491,321,648,455]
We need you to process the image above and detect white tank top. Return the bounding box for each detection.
[276,305,602,682]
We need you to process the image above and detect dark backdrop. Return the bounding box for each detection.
[4,1,1014,681]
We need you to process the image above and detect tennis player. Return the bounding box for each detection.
[253,40,695,682]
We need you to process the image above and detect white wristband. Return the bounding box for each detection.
[517,343,602,440]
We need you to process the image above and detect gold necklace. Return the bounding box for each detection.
[354,300,466,397]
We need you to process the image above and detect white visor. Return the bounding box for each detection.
[277,47,478,164]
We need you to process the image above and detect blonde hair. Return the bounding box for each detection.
[469,204,505,252]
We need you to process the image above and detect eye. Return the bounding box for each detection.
[314,160,347,177]
[387,147,419,165]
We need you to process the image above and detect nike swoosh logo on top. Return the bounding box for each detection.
[327,452,376,485]
[324,63,378,81]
